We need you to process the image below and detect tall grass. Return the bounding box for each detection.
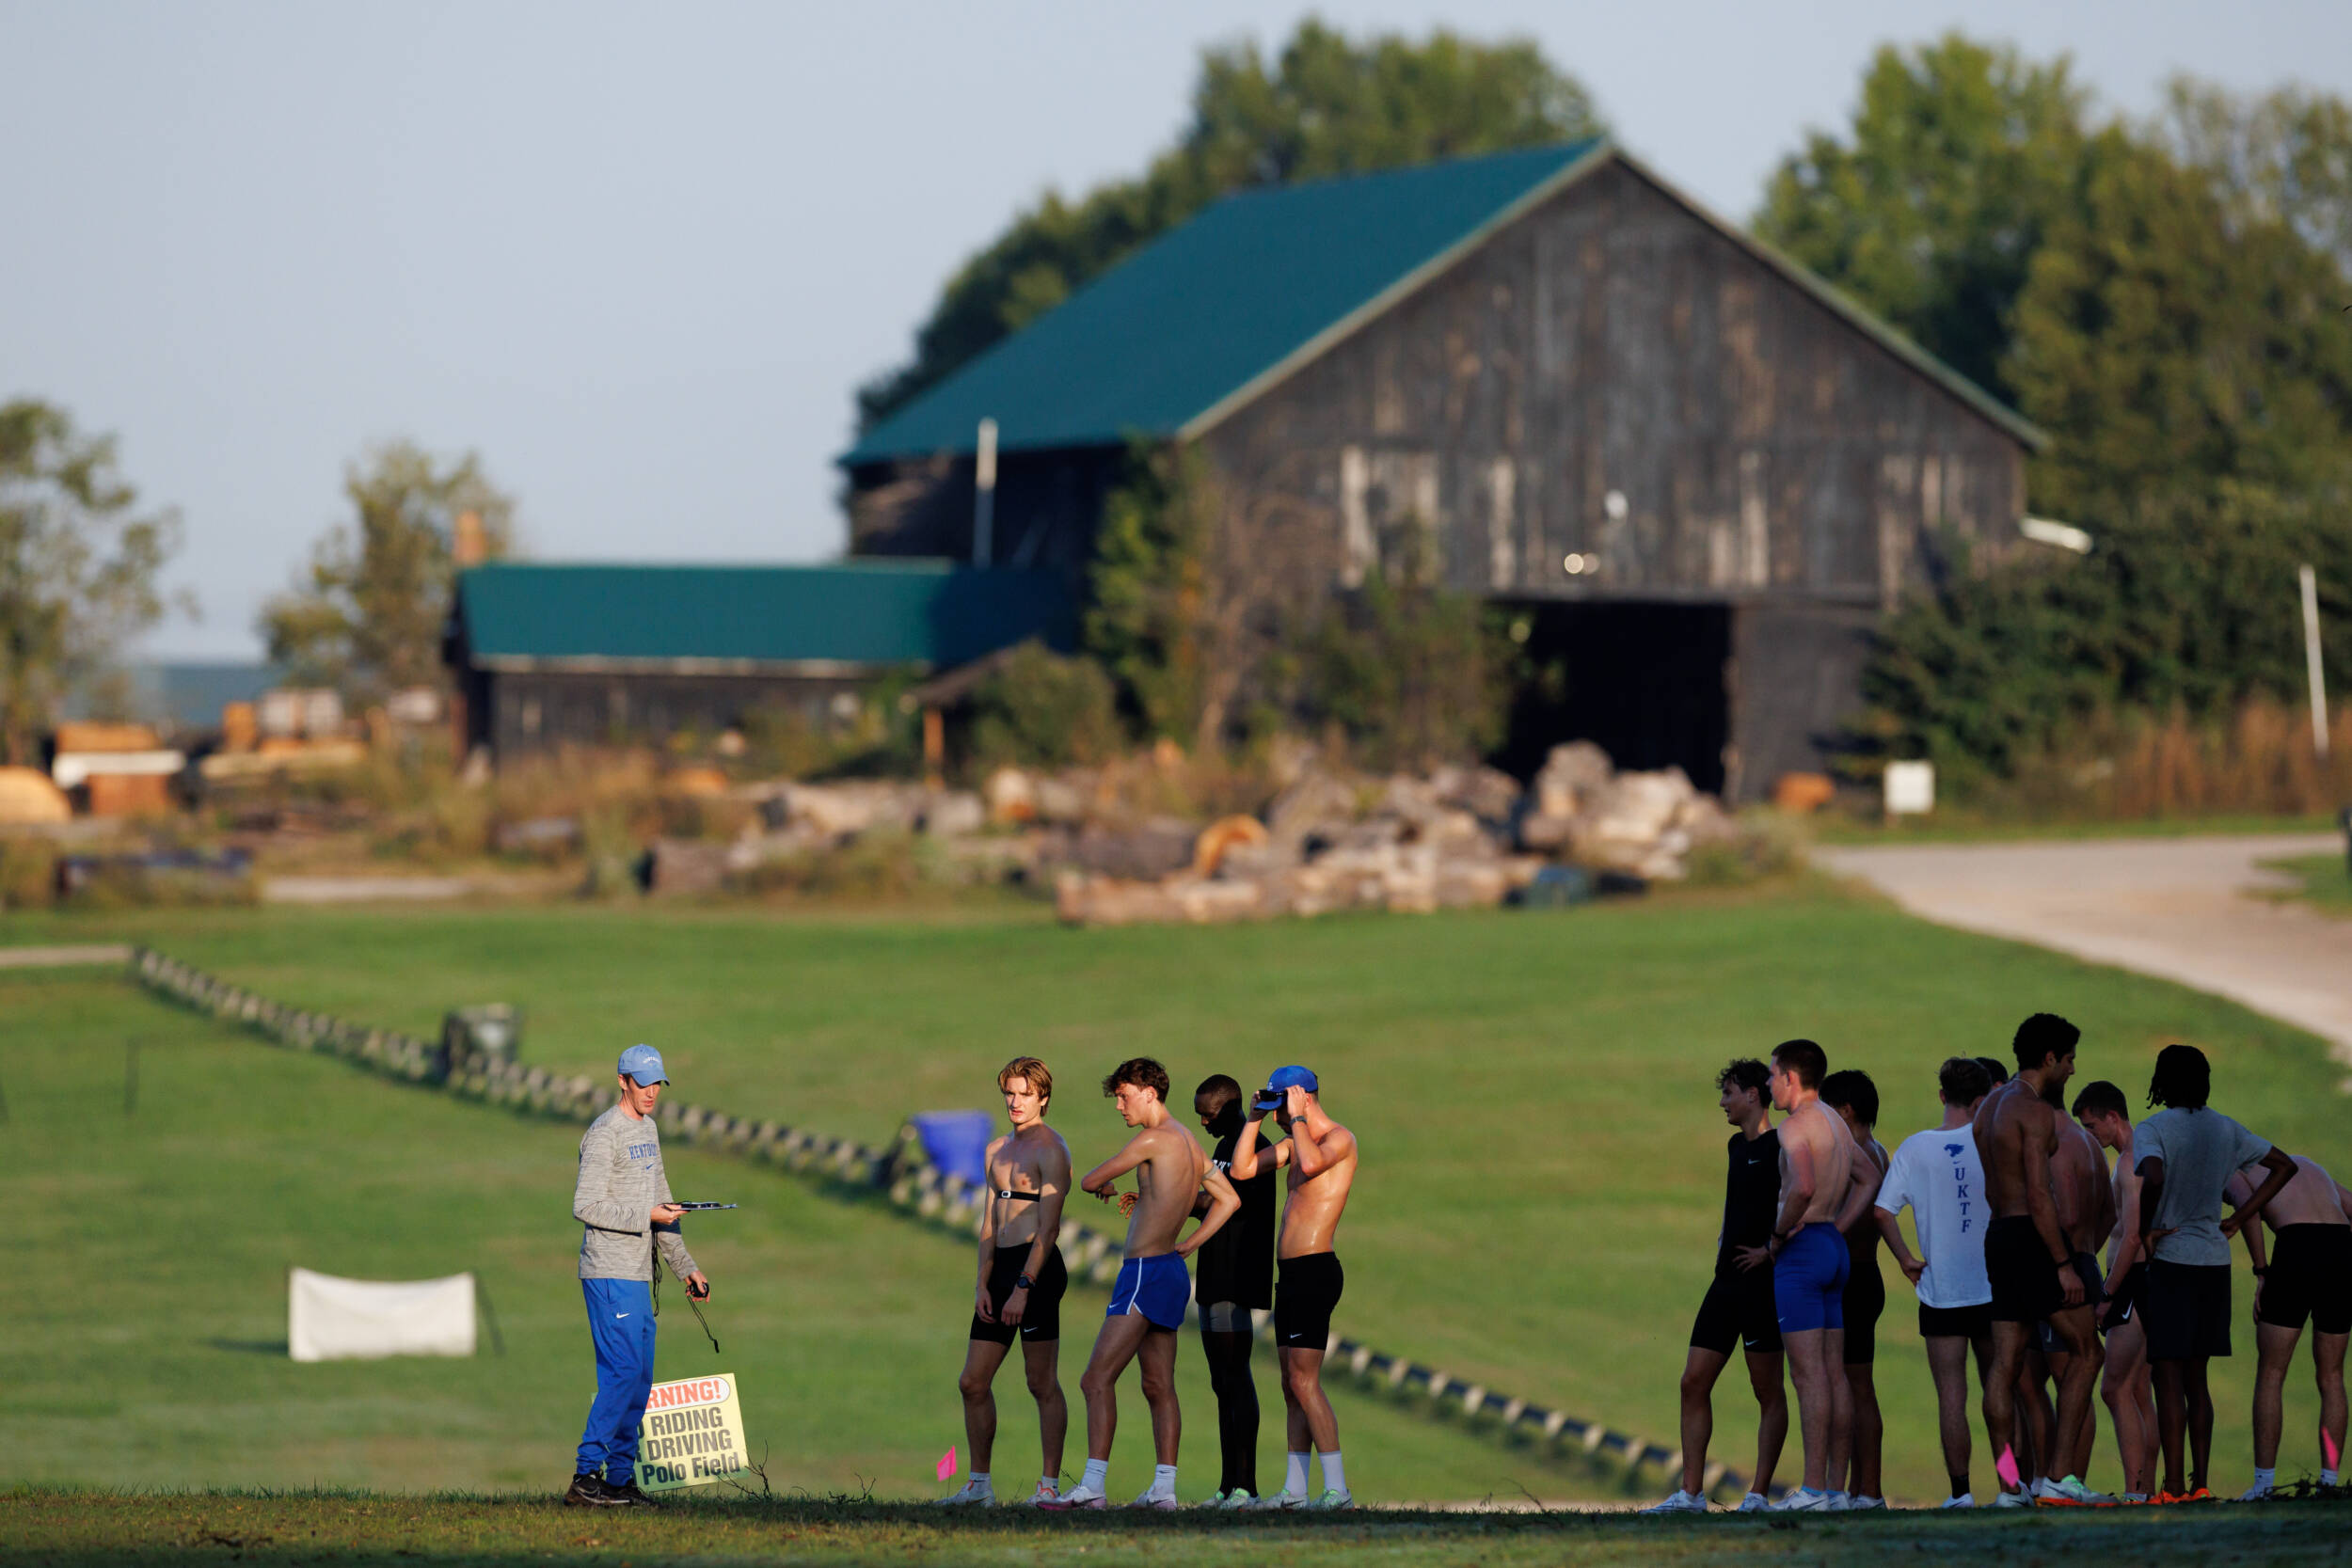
[1987,698,2352,820]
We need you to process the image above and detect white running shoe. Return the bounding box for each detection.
[1639,1490,1708,1514]
[934,1480,994,1506]
[1736,1492,1770,1512]
[1827,1492,1851,1512]
[1306,1488,1355,1511]
[1771,1488,1834,1512]
[1941,1493,1976,1509]
[1023,1481,1058,1508]
[1216,1490,1257,1510]
[2042,1476,2115,1507]
[1847,1496,1887,1511]
[1992,1487,2034,1509]
[2238,1482,2273,1502]
[1127,1491,1179,1512]
[1037,1483,1106,1511]
[1248,1491,1309,1510]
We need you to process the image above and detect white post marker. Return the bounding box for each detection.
[973,417,998,568]
[636,1371,754,1492]
[1884,760,1935,817]
[2300,562,2328,759]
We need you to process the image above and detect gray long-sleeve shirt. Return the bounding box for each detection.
[574,1103,699,1282]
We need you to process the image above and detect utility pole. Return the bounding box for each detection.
[2300,563,2329,759]
[973,418,998,568]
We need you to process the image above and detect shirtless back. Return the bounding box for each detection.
[1777,1100,1854,1228]
[1116,1121,1215,1259]
[2230,1154,2352,1231]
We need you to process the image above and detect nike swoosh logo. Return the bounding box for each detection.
[616,1313,630,1319]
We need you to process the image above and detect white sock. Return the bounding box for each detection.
[970,1471,990,1489]
[1079,1457,1108,1492]
[1041,1474,1057,1494]
[1147,1463,1178,1498]
[2251,1466,2276,1491]
[1744,1492,1767,1506]
[1319,1451,1346,1495]
[2321,1467,2339,1486]
[1284,1451,1311,1497]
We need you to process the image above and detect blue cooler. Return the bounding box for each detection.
[910,1111,995,1185]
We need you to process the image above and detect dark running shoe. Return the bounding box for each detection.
[564,1473,622,1507]
[603,1481,658,1507]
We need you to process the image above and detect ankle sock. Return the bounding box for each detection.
[970,1471,990,1489]
[2321,1467,2339,1487]
[1284,1451,1311,1497]
[1079,1458,1108,1492]
[1318,1451,1346,1495]
[1146,1464,1177,1499]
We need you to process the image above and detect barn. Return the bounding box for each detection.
[840,138,2046,800]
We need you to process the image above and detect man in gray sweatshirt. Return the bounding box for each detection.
[566,1044,708,1508]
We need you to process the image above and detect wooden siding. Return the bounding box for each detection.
[469,669,868,759]
[1197,158,2027,610]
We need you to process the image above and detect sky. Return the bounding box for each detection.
[5,2,2348,659]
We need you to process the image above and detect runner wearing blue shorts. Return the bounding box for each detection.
[1762,1039,1872,1511]
[1041,1057,1238,1512]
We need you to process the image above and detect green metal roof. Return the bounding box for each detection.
[452,561,1074,672]
[842,138,2043,465]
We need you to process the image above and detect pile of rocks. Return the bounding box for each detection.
[1513,742,1739,881]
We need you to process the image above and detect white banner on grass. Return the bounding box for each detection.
[289,1267,477,1362]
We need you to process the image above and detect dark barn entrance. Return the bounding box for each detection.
[1495,600,1732,794]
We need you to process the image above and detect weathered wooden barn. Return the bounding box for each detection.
[444,561,1073,762]
[841,139,2045,799]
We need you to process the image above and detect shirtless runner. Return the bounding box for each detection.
[2223,1151,2351,1497]
[1041,1057,1238,1511]
[1972,1013,2102,1507]
[2073,1079,2158,1501]
[1760,1039,1874,1511]
[1821,1069,1889,1510]
[2042,1072,2117,1495]
[1231,1064,1359,1510]
[938,1057,1073,1509]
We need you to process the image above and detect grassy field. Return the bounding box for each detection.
[8,880,2350,1505]
[3,1490,2347,1568]
[0,967,1622,1505]
[2260,852,2352,914]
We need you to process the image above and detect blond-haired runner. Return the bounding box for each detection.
[1041,1057,1238,1511]
[1232,1065,1359,1510]
[938,1057,1072,1508]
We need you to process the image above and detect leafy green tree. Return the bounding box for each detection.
[969,641,1122,770]
[0,400,183,763]
[1303,564,1506,773]
[2158,77,2352,277]
[1754,33,2089,402]
[857,20,1602,427]
[261,442,515,701]
[1085,443,1220,748]
[2006,124,2352,522]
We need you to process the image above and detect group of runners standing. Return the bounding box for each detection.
[1648,1020,2349,1513]
[938,1054,1360,1510]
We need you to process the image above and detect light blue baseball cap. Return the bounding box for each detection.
[617,1044,669,1085]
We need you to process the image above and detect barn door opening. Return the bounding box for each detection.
[1492,600,1732,796]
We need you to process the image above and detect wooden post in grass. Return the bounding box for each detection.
[2300,563,2329,759]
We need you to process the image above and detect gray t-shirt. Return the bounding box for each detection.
[2134,1107,2271,1267]
[574,1104,699,1282]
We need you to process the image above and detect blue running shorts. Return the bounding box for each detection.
[1772,1222,1851,1334]
[1107,1253,1190,1331]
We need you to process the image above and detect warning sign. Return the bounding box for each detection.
[636,1371,752,1492]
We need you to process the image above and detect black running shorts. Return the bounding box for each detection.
[1842,1254,1885,1366]
[1917,1301,1993,1339]
[2258,1225,2352,1335]
[2037,1254,2106,1354]
[2105,1262,2145,1327]
[1691,1266,1782,1356]
[969,1243,1068,1345]
[1987,1215,2066,1323]
[1274,1252,1344,1350]
[2140,1260,2232,1361]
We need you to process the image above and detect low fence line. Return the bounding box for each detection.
[128,945,1731,1499]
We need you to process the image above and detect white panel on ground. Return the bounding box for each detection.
[289,1268,476,1362]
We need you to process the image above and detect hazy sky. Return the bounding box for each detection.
[6,1,2347,658]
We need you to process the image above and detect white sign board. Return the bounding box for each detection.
[1883,761,1936,816]
[289,1267,475,1361]
[637,1371,753,1492]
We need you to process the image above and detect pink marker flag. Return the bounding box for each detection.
[936,1446,958,1483]
[2326,1428,2341,1470]
[1994,1445,2022,1490]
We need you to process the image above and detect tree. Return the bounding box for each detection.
[857,20,1603,427]
[2158,77,2352,279]
[0,400,183,764]
[1303,562,1507,773]
[1754,34,2089,402]
[2005,124,2352,522]
[261,442,516,701]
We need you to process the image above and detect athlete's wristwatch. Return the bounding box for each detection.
[1015,1274,1035,1291]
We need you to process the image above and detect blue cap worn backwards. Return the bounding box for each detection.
[617,1044,669,1085]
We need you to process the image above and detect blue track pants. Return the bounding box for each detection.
[577,1278,657,1483]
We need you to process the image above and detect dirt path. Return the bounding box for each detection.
[1817,834,2352,1070]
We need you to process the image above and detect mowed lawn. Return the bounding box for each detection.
[8,879,2350,1503]
[0,969,1624,1503]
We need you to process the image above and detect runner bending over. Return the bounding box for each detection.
[2223,1152,2348,1497]
[1041,1058,1238,1511]
[938,1057,1072,1509]
[1232,1065,1359,1510]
